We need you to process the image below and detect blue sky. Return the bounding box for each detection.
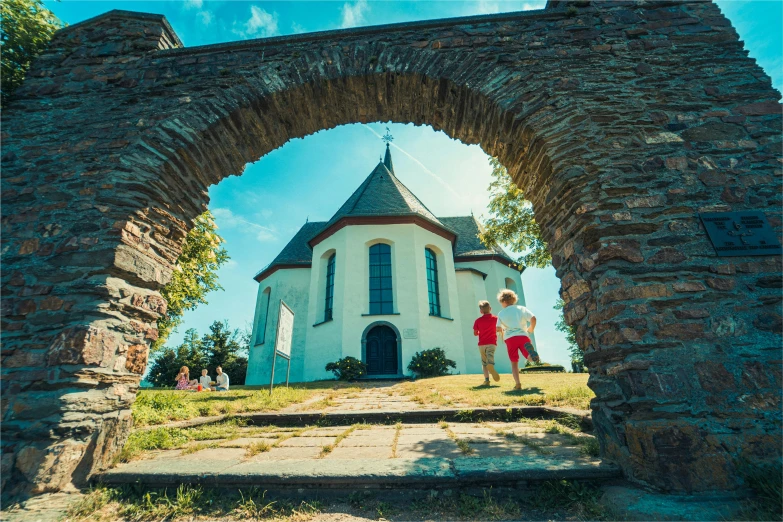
[46,1,782,371]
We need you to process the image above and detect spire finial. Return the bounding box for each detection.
[382,127,394,146]
[382,127,395,172]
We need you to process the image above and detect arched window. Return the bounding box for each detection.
[324,253,336,321]
[255,287,271,345]
[425,248,441,316]
[369,243,393,314]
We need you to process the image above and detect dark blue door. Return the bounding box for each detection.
[366,325,398,375]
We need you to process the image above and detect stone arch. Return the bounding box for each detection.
[361,321,403,378]
[2,3,781,497]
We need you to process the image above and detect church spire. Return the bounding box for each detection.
[381,127,394,173]
[383,143,394,172]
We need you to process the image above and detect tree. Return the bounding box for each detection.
[153,211,229,350]
[145,321,248,387]
[202,320,244,370]
[480,158,583,366]
[1,0,63,107]
[146,329,205,387]
[479,157,551,269]
[554,299,583,366]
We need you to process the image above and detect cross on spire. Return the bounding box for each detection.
[382,127,394,146]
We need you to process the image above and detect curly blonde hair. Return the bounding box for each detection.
[497,289,518,305]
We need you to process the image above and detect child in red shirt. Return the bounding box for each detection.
[473,300,502,386]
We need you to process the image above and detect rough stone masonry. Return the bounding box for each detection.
[1,0,781,499]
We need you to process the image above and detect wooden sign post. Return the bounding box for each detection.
[269,300,294,394]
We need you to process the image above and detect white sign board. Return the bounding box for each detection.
[403,328,418,339]
[274,300,294,358]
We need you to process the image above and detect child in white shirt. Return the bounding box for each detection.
[496,289,540,391]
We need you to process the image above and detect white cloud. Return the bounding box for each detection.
[197,10,213,26]
[212,207,278,241]
[233,5,280,38]
[183,0,203,9]
[340,0,368,29]
[255,229,277,242]
[472,0,545,15]
[476,0,501,14]
[291,22,307,34]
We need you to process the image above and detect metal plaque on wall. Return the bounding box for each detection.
[700,211,782,257]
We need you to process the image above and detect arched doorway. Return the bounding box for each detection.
[364,325,399,376]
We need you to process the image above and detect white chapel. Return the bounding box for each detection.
[246,145,530,384]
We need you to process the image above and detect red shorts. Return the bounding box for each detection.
[505,336,532,363]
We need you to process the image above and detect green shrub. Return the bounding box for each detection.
[407,348,456,378]
[325,356,367,381]
[520,364,565,373]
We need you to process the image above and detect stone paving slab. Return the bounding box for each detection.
[250,446,324,460]
[218,437,278,447]
[324,446,389,459]
[97,456,620,489]
[278,436,337,447]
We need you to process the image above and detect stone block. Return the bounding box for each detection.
[46,325,116,367]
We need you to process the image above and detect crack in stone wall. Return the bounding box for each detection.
[1,0,781,498]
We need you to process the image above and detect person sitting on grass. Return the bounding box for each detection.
[215,366,229,392]
[496,289,540,391]
[199,369,211,391]
[174,366,192,390]
[473,300,502,386]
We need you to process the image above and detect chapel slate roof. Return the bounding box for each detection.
[253,221,326,281]
[322,148,447,231]
[439,215,516,265]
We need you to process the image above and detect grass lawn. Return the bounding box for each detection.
[132,374,593,427]
[132,381,359,427]
[396,374,593,411]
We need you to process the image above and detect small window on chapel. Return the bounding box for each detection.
[324,253,335,321]
[369,243,393,314]
[425,248,441,316]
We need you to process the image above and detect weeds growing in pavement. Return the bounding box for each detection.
[531,479,608,520]
[67,484,324,522]
[180,441,219,455]
[737,461,783,521]
[115,418,251,463]
[319,423,370,457]
[245,440,271,457]
[439,421,475,455]
[391,422,402,458]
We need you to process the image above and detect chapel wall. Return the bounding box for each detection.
[246,269,311,385]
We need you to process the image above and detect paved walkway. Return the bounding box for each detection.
[99,420,618,489]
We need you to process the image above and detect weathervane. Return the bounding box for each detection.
[382,127,394,146]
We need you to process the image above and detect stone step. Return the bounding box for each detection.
[96,456,621,492]
[138,405,592,431]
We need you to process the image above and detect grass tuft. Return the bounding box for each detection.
[245,440,271,457]
[397,374,593,410]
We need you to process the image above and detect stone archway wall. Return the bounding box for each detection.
[2,1,781,497]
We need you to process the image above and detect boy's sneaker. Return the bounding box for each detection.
[487,364,500,382]
[480,379,490,387]
[528,348,541,364]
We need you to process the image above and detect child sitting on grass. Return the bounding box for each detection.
[496,289,540,391]
[199,369,211,391]
[473,300,502,386]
